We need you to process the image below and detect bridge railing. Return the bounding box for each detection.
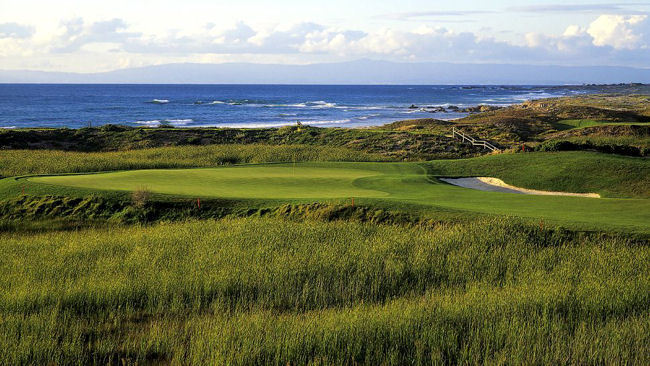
[452,127,499,152]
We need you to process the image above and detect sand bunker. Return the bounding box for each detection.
[439,177,600,198]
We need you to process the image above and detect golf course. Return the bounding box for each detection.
[22,153,650,233]
[1,94,649,365]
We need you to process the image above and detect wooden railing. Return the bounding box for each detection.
[452,127,499,152]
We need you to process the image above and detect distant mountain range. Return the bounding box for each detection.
[1,60,649,84]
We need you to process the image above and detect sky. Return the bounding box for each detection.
[0,0,649,72]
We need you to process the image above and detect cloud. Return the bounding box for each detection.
[217,22,256,44]
[2,14,650,70]
[51,18,141,53]
[509,3,650,13]
[519,15,650,65]
[587,15,649,49]
[292,21,648,66]
[0,23,35,39]
[377,10,494,20]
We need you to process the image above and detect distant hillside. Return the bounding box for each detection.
[1,60,650,84]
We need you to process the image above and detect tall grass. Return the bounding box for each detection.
[0,217,647,364]
[0,144,389,177]
[538,136,650,157]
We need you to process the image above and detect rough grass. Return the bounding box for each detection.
[0,217,647,364]
[449,95,650,146]
[0,144,389,178]
[0,124,476,160]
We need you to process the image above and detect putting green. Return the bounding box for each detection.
[29,165,391,199]
[28,162,650,233]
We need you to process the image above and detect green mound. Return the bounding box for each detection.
[26,157,650,233]
[30,165,389,199]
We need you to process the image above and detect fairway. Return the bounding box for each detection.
[28,161,650,232]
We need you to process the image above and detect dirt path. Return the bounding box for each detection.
[439,177,600,198]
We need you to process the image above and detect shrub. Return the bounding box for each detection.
[131,187,151,208]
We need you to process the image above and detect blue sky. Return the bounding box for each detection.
[0,0,649,71]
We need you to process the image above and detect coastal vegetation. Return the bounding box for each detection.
[2,95,648,161]
[0,94,648,364]
[1,218,648,365]
[0,144,388,178]
[0,122,476,161]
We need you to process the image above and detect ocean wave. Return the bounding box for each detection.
[133,119,193,127]
[166,119,192,125]
[208,99,342,109]
[429,103,454,108]
[304,119,351,125]
[306,101,337,108]
[0,125,17,129]
[511,92,562,101]
[148,99,170,104]
[225,99,265,106]
[257,101,338,109]
[190,119,352,129]
[340,106,384,111]
[356,114,380,120]
[191,121,292,128]
[134,120,161,126]
[260,101,336,109]
[262,103,307,108]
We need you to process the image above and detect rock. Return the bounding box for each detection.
[458,105,503,113]
[409,104,418,109]
[479,105,502,112]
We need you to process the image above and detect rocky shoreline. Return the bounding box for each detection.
[408,104,503,114]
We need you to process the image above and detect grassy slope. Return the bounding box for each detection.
[427,151,650,198]
[21,152,650,233]
[1,218,648,364]
[538,123,650,156]
[447,94,650,147]
[0,124,476,160]
[0,144,389,178]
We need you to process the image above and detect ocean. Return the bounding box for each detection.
[0,84,598,129]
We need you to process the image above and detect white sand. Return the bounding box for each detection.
[439,177,600,198]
